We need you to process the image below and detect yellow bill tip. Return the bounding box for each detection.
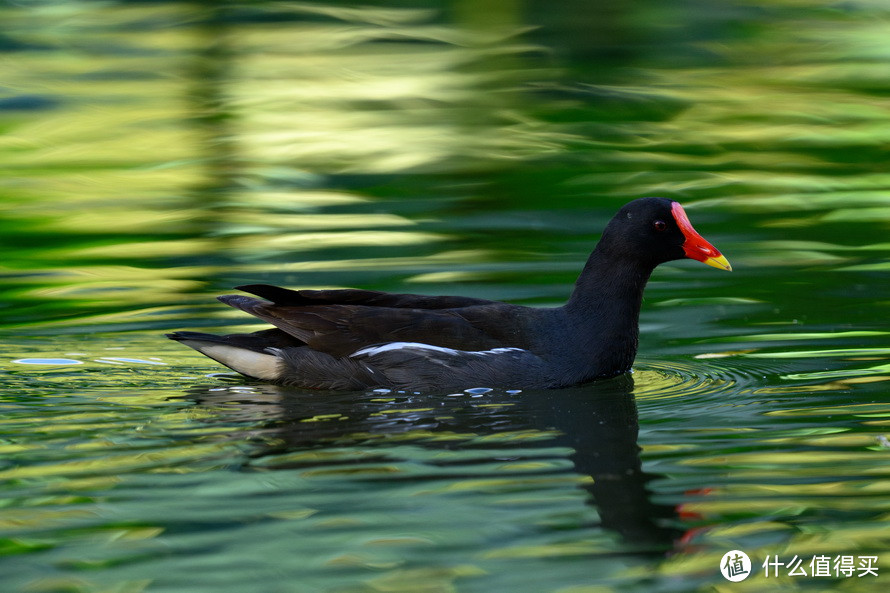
[702,254,732,271]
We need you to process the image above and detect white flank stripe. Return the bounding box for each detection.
[481,348,527,355]
[351,342,526,358]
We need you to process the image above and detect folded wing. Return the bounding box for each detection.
[220,285,527,358]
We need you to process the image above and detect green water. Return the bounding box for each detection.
[2,1,889,591]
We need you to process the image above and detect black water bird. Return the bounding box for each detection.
[168,198,731,391]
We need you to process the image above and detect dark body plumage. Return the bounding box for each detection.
[168,198,729,391]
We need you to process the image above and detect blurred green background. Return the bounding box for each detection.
[2,2,890,593]
[3,0,888,333]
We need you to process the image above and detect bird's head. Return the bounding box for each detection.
[601,197,731,271]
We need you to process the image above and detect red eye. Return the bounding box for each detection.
[653,220,667,232]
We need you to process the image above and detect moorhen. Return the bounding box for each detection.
[168,198,730,391]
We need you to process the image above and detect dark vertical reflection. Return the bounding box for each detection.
[183,376,681,553]
[522,380,683,548]
[185,0,237,266]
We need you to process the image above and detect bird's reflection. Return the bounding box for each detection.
[180,373,681,551]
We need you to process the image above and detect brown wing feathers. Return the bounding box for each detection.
[236,284,498,309]
[218,293,507,358]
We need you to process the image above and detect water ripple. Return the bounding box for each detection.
[12,358,84,365]
[632,357,789,402]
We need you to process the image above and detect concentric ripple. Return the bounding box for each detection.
[631,357,791,402]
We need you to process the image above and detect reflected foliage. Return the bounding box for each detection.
[2,0,889,331]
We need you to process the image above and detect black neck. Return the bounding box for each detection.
[562,246,654,379]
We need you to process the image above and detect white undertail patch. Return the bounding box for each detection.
[182,341,281,380]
